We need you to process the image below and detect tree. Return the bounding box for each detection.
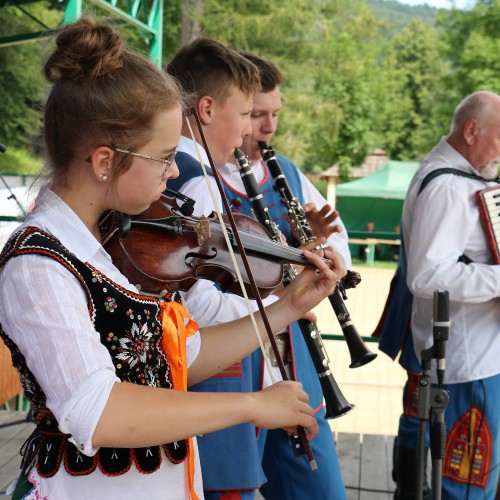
[375,19,451,161]
[0,5,58,153]
[303,0,384,176]
[3,0,496,179]
[438,0,500,96]
[0,1,162,172]
[189,0,337,171]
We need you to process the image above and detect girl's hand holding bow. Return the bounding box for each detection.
[247,381,319,440]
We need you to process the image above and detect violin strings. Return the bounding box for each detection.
[186,219,317,264]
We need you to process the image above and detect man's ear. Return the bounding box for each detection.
[463,118,478,146]
[89,146,114,182]
[198,96,215,124]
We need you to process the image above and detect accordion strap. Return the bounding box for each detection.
[417,167,499,264]
[418,167,497,195]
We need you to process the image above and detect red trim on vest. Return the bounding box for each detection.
[219,491,243,500]
[211,361,243,378]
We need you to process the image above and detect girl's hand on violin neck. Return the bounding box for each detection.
[324,248,347,280]
[299,236,327,253]
[285,249,340,315]
[248,381,319,440]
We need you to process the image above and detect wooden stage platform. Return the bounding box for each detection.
[337,432,396,499]
[0,411,34,500]
[0,410,396,499]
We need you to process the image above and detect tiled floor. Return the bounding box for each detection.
[312,264,407,437]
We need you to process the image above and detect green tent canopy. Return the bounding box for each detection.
[336,160,419,233]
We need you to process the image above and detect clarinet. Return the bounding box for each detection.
[259,142,377,368]
[234,148,354,421]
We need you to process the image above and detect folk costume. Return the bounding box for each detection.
[169,136,349,500]
[379,138,500,499]
[0,188,204,499]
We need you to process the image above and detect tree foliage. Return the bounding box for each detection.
[1,0,494,179]
[376,19,452,162]
[0,4,57,152]
[304,1,383,175]
[0,1,162,172]
[437,0,500,95]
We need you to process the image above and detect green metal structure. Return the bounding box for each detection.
[0,0,164,66]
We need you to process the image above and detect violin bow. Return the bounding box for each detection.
[184,118,272,375]
[187,111,318,470]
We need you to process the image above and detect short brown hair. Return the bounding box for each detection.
[43,16,186,184]
[238,51,282,93]
[166,38,260,105]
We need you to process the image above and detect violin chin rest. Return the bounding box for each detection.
[119,213,132,237]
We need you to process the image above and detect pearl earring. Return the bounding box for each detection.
[99,173,108,182]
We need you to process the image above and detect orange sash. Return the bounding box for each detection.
[160,301,199,500]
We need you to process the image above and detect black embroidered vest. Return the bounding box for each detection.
[0,227,188,477]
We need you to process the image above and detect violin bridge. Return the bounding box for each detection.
[194,216,211,245]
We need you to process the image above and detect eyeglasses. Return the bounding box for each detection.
[113,147,176,178]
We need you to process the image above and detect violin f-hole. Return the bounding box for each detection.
[185,248,218,268]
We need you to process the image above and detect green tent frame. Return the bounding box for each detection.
[0,0,164,66]
[336,160,419,262]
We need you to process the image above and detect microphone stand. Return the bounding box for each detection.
[416,290,450,500]
[0,142,26,218]
[0,140,31,427]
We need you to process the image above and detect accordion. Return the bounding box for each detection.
[476,185,500,264]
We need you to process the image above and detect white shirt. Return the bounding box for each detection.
[403,137,500,384]
[173,136,351,386]
[0,187,203,499]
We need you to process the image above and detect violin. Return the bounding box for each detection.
[104,194,324,298]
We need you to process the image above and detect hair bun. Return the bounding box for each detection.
[44,16,125,83]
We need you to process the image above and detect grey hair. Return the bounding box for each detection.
[450,90,499,134]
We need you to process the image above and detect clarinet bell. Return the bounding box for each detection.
[297,318,354,420]
[329,290,377,368]
[321,374,355,419]
[344,329,378,369]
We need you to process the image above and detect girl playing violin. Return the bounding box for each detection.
[0,16,342,500]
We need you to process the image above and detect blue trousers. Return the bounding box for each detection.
[398,373,500,499]
[258,406,347,500]
[204,490,255,500]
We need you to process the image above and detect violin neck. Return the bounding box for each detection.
[236,231,325,268]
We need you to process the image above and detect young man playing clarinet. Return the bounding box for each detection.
[166,40,350,499]
[230,51,353,500]
[236,51,349,263]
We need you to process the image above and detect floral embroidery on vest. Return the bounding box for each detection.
[0,227,188,477]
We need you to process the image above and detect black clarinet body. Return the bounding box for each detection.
[234,148,354,419]
[259,142,377,369]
